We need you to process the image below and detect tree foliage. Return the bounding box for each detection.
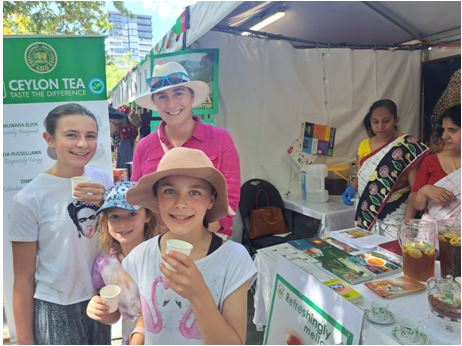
[3,1,133,35]
[4,1,139,98]
[106,52,138,95]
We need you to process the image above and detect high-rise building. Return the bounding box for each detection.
[106,11,153,66]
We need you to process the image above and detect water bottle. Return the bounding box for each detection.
[300,164,329,203]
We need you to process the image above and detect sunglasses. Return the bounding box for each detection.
[147,72,190,92]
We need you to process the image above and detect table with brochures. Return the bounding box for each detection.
[252,235,461,345]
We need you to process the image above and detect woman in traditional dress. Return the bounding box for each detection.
[408,104,460,224]
[342,99,429,236]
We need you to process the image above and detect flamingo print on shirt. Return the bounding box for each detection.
[141,275,201,339]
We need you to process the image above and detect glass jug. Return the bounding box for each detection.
[427,275,461,331]
[438,220,461,278]
[398,219,437,282]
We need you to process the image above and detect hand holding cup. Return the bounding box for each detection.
[71,176,106,206]
[163,239,193,272]
[100,284,121,313]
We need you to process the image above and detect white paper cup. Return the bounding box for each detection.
[71,176,91,198]
[100,284,121,313]
[164,239,193,271]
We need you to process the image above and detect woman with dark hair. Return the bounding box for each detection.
[9,103,113,344]
[342,99,429,236]
[408,104,461,224]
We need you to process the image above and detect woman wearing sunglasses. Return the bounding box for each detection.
[131,62,240,238]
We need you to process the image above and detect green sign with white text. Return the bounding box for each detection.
[3,35,112,340]
[3,36,107,104]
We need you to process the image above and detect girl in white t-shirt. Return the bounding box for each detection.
[86,180,157,344]
[123,147,256,345]
[10,103,113,344]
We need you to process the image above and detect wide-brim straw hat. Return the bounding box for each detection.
[126,147,234,223]
[135,61,210,111]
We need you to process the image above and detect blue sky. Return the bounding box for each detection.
[106,0,198,45]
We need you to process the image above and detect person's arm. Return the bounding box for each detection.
[404,164,420,219]
[217,131,241,235]
[413,185,455,210]
[407,155,454,212]
[405,192,418,219]
[12,241,37,345]
[129,314,145,345]
[130,135,146,182]
[161,251,247,344]
[193,281,248,344]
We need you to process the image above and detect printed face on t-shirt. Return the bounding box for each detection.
[67,200,99,239]
[77,207,97,239]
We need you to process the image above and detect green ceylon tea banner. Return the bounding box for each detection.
[3,36,112,340]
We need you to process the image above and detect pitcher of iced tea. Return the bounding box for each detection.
[398,219,438,282]
[438,220,461,278]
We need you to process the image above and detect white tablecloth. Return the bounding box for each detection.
[283,195,356,232]
[253,244,461,345]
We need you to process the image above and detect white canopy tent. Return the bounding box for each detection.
[110,1,460,236]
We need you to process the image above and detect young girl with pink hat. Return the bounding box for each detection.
[124,147,256,344]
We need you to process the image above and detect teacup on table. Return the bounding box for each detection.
[365,300,395,325]
[370,301,389,319]
[395,318,421,344]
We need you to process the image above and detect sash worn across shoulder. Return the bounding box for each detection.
[356,134,429,231]
[422,168,461,224]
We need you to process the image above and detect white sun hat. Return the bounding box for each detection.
[134,61,210,111]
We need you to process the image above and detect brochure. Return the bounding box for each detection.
[330,228,390,249]
[324,237,361,254]
[346,251,402,278]
[323,278,364,304]
[299,121,336,156]
[377,239,402,258]
[288,237,374,284]
[321,257,375,285]
[259,243,318,263]
[288,238,348,262]
[364,276,426,299]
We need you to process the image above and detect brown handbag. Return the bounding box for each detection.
[249,189,289,239]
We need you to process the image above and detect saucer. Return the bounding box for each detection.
[364,309,395,325]
[391,326,429,345]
